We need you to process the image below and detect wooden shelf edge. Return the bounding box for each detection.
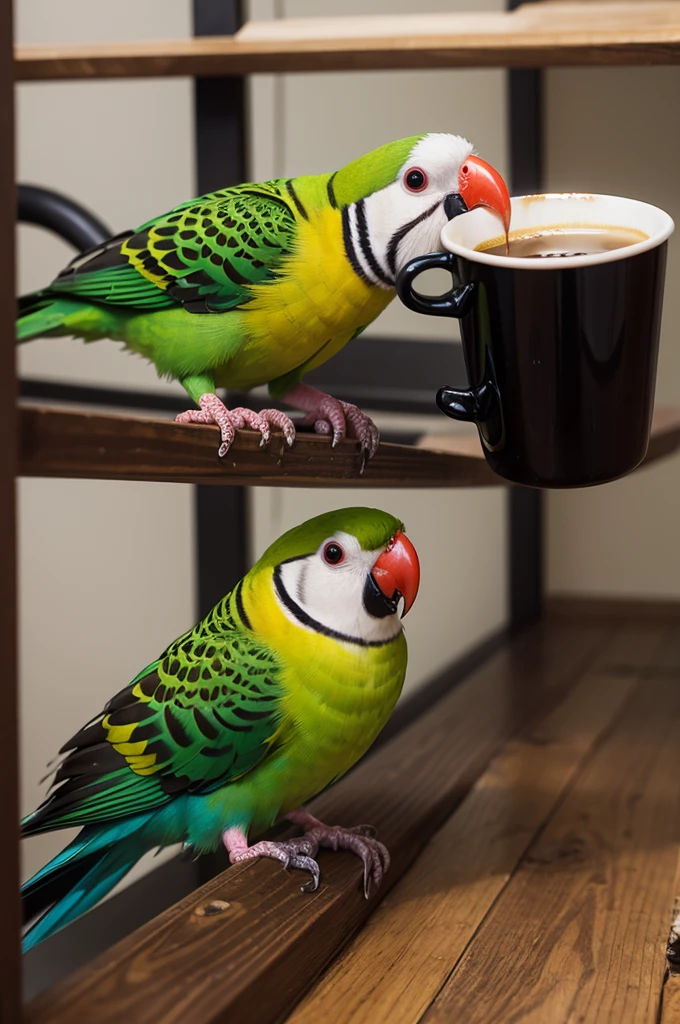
[14,3,680,80]
[19,405,499,489]
[418,405,680,477]
[19,404,680,489]
[24,620,610,1024]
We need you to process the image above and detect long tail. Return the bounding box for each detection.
[16,292,92,343]
[22,825,148,952]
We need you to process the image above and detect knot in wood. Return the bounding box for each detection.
[195,899,231,917]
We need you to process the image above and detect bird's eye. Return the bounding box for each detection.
[323,542,345,565]
[404,167,428,193]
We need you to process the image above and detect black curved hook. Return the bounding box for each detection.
[17,184,111,250]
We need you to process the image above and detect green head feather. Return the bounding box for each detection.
[256,507,404,568]
[331,136,425,208]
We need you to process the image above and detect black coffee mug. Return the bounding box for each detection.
[397,193,674,488]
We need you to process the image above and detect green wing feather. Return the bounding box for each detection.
[24,586,286,835]
[47,182,298,315]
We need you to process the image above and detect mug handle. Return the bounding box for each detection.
[436,381,497,424]
[396,251,475,318]
[397,252,493,426]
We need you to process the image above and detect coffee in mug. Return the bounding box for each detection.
[476,224,647,259]
[397,193,674,488]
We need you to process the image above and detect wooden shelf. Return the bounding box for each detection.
[24,609,680,1024]
[18,404,680,488]
[14,2,680,81]
[18,405,498,488]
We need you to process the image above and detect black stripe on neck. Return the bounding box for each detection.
[235,580,253,631]
[285,179,309,221]
[355,199,394,288]
[386,198,442,278]
[273,565,398,649]
[341,207,371,285]
[326,172,338,209]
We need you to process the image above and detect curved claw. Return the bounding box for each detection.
[280,384,380,460]
[176,394,296,457]
[294,856,321,893]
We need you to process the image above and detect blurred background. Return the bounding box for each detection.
[15,0,680,911]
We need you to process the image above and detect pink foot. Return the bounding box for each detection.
[223,826,321,892]
[176,393,296,457]
[223,812,389,898]
[282,383,380,460]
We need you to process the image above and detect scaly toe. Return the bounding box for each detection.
[259,408,297,448]
[349,824,378,839]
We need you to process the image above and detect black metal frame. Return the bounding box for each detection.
[506,1,544,631]
[192,0,250,620]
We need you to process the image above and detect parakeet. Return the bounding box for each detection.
[17,134,509,458]
[21,506,420,951]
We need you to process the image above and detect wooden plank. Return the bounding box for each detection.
[660,852,680,1023]
[419,406,680,473]
[289,629,658,1024]
[14,2,680,80]
[18,405,498,488]
[423,626,680,1024]
[25,620,608,1024]
[661,977,680,1024]
[18,403,680,488]
[0,2,21,1021]
[547,595,680,625]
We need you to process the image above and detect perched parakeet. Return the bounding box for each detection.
[21,507,420,951]
[17,134,509,458]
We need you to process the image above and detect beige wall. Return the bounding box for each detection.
[545,67,680,599]
[16,1,196,883]
[249,0,510,688]
[17,0,510,888]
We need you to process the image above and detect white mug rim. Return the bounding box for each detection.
[441,192,675,271]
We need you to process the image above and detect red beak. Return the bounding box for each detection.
[458,155,511,236]
[371,531,420,617]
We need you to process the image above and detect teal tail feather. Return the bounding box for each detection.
[22,826,147,953]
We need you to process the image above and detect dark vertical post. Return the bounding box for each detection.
[193,0,249,619]
[192,0,249,882]
[507,0,544,631]
[0,4,21,1020]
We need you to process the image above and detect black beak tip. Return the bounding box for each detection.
[444,193,468,221]
[364,573,399,620]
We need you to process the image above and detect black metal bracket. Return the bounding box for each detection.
[507,0,544,632]
[17,184,111,252]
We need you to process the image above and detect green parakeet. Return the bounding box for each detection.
[21,506,420,951]
[17,134,510,457]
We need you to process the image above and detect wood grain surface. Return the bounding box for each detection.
[18,405,498,487]
[14,3,680,79]
[25,621,607,1024]
[289,629,658,1024]
[422,627,680,1024]
[18,404,680,488]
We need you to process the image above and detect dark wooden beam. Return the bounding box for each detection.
[18,406,499,488]
[0,2,21,1019]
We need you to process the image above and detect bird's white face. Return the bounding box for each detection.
[275,531,403,646]
[345,134,475,288]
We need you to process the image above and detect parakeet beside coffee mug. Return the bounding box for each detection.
[397,193,674,488]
